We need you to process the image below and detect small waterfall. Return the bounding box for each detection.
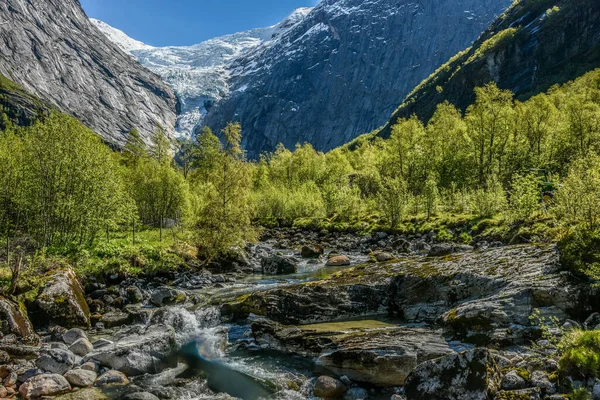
[151,305,227,360]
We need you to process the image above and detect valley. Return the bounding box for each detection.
[1,0,600,399]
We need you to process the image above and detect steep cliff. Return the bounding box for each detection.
[380,0,600,137]
[0,0,178,145]
[203,0,512,158]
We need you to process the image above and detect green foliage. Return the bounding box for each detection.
[559,330,600,379]
[557,229,600,281]
[509,173,542,221]
[471,176,507,218]
[468,28,518,62]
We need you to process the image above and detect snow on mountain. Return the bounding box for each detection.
[92,8,312,136]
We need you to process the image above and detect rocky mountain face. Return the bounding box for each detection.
[203,0,513,158]
[0,0,178,145]
[92,9,313,137]
[380,0,600,136]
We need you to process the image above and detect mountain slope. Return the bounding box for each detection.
[203,0,513,158]
[0,0,178,145]
[379,0,600,137]
[92,8,313,137]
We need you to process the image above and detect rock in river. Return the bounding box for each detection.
[261,255,298,275]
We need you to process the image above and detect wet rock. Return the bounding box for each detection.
[54,387,109,400]
[95,370,129,387]
[69,338,94,356]
[62,328,87,346]
[64,369,97,387]
[0,297,38,345]
[326,255,351,266]
[35,349,76,375]
[101,311,133,328]
[501,370,527,390]
[495,388,541,399]
[126,287,144,304]
[86,324,177,376]
[404,348,499,400]
[314,376,347,398]
[344,387,369,400]
[372,251,394,262]
[428,243,473,257]
[301,245,324,258]
[261,255,298,275]
[150,287,187,307]
[34,267,91,328]
[124,392,160,400]
[92,339,113,349]
[18,373,71,399]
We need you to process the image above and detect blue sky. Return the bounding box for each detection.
[81,0,319,47]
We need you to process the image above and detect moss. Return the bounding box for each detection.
[300,320,394,333]
[495,392,531,400]
[559,329,600,379]
[514,368,530,381]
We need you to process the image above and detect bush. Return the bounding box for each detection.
[559,330,600,379]
[508,173,542,221]
[557,229,600,281]
[471,176,507,218]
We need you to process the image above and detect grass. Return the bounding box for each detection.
[299,320,395,333]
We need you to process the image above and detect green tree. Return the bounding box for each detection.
[377,176,409,229]
[148,124,171,166]
[193,126,222,183]
[123,128,147,167]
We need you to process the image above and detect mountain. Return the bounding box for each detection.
[379,0,600,137]
[203,0,513,158]
[0,0,178,145]
[92,8,313,137]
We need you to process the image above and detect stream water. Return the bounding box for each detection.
[93,244,407,400]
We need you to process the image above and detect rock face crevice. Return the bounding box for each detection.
[0,0,178,145]
[203,0,512,158]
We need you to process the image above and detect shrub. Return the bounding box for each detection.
[508,173,542,221]
[557,229,600,281]
[471,176,507,218]
[377,176,409,229]
[559,330,600,379]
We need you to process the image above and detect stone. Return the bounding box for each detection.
[80,362,98,372]
[63,328,88,346]
[69,338,94,356]
[33,267,91,328]
[86,324,177,376]
[4,371,17,387]
[35,349,76,375]
[0,297,38,345]
[261,255,298,275]
[585,313,600,330]
[18,373,71,399]
[124,392,161,400]
[314,376,347,398]
[530,370,555,394]
[326,255,351,267]
[301,245,324,258]
[495,388,541,400]
[344,387,369,400]
[404,348,499,400]
[126,287,144,304]
[150,287,187,307]
[64,369,97,387]
[54,387,109,400]
[0,386,7,398]
[372,251,394,262]
[501,370,527,390]
[94,370,129,387]
[593,379,600,400]
[0,350,8,363]
[101,311,132,328]
[17,369,42,384]
[92,339,113,349]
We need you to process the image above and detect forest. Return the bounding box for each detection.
[2,68,600,281]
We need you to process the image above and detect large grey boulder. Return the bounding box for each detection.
[404,348,500,400]
[261,255,298,275]
[35,349,76,375]
[34,267,90,328]
[0,297,38,345]
[64,369,97,387]
[19,373,71,399]
[85,324,177,376]
[313,376,347,398]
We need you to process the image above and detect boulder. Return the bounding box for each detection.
[69,338,94,356]
[94,370,129,387]
[404,348,500,400]
[150,287,187,307]
[529,370,555,394]
[101,311,133,328]
[314,376,347,398]
[301,245,324,258]
[372,251,394,262]
[261,255,298,275]
[86,324,177,376]
[344,387,369,400]
[501,370,527,390]
[64,369,97,387]
[326,255,351,267]
[35,349,76,375]
[55,388,109,400]
[0,297,38,345]
[34,267,90,328]
[495,388,541,399]
[428,243,473,257]
[18,374,71,399]
[584,312,600,330]
[126,287,144,304]
[62,328,87,346]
